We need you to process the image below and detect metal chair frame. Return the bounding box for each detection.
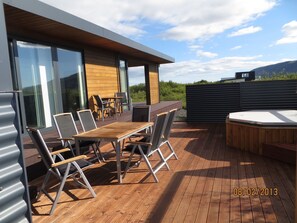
[27,127,96,215]
[53,112,101,162]
[77,109,105,161]
[123,112,170,183]
[160,108,178,161]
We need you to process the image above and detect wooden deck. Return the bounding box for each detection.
[30,122,295,223]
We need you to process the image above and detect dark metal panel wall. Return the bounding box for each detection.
[0,93,31,223]
[186,80,297,123]
[240,80,297,110]
[186,83,240,123]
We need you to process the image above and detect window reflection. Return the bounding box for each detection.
[17,41,56,128]
[15,41,87,128]
[57,48,87,119]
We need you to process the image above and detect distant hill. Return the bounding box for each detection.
[252,60,297,78]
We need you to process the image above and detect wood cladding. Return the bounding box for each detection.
[226,119,297,154]
[84,49,119,110]
[147,64,160,104]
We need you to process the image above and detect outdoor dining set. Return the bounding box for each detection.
[27,97,179,215]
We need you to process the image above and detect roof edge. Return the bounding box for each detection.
[3,0,174,63]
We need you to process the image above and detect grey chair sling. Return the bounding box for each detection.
[77,109,105,161]
[53,112,101,163]
[160,108,178,161]
[132,105,151,122]
[123,112,170,183]
[27,127,96,215]
[77,109,98,132]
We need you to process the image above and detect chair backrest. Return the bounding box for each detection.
[132,105,151,122]
[149,112,168,152]
[26,127,55,171]
[115,92,128,104]
[77,109,97,132]
[163,108,177,141]
[93,95,104,108]
[53,113,78,146]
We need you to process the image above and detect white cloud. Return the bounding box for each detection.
[159,55,280,83]
[197,50,218,58]
[39,0,276,41]
[275,20,297,45]
[229,26,262,37]
[231,45,242,50]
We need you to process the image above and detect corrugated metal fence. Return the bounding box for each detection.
[0,92,31,222]
[186,80,297,123]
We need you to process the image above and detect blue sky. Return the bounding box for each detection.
[40,0,297,85]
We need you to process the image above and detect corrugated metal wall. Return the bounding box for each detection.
[0,93,31,223]
[186,80,297,123]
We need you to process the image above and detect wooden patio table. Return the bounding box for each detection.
[73,121,154,183]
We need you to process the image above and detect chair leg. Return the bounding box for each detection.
[91,144,101,163]
[49,164,71,215]
[123,145,137,179]
[37,170,52,201]
[156,149,170,170]
[72,162,96,198]
[139,148,159,183]
[101,110,105,121]
[166,141,178,160]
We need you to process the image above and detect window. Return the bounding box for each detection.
[118,59,130,110]
[57,48,87,119]
[13,41,87,128]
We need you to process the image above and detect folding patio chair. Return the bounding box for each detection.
[123,112,170,183]
[121,105,151,150]
[132,105,151,122]
[53,112,101,163]
[77,109,105,161]
[26,127,96,215]
[160,108,178,161]
[77,109,98,132]
[114,92,130,114]
[93,95,114,121]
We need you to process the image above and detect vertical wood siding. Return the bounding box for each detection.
[84,49,119,111]
[84,49,119,98]
[148,65,160,104]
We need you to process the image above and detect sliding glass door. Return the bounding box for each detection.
[57,48,86,119]
[17,41,57,128]
[13,41,87,129]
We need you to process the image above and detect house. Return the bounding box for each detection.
[2,0,174,130]
[0,0,175,222]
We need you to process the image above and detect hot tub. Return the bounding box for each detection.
[226,110,297,154]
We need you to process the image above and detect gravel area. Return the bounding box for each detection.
[175,109,187,121]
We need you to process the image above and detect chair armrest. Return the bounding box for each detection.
[51,155,87,167]
[126,141,152,146]
[57,137,74,141]
[51,148,70,155]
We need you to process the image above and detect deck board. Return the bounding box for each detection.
[30,123,295,223]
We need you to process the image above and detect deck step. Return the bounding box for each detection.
[262,143,296,165]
